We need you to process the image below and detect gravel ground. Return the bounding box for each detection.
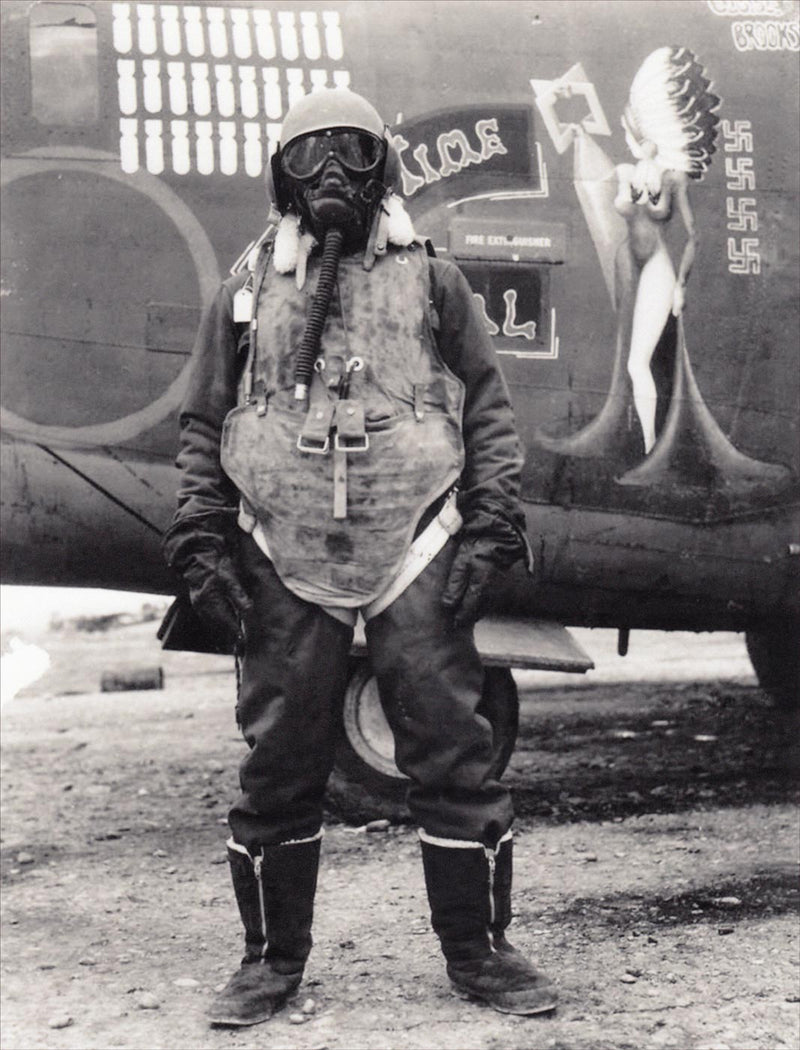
[1,622,798,1050]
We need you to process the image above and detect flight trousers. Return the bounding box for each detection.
[228,532,513,851]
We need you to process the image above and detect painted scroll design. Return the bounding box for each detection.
[533,47,791,508]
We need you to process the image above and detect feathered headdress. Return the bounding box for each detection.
[625,46,721,180]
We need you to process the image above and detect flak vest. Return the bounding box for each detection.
[220,242,465,609]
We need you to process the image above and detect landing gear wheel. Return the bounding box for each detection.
[745,619,800,709]
[325,661,520,824]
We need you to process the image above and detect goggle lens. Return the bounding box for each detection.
[282,130,384,179]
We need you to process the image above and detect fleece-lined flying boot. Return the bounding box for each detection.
[420,832,557,1015]
[208,834,321,1026]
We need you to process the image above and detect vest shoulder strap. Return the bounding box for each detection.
[229,222,279,277]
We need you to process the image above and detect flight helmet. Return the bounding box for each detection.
[268,88,401,236]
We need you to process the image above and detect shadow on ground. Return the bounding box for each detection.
[506,681,799,824]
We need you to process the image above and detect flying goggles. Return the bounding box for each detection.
[281,128,385,181]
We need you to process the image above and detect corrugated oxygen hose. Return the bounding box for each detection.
[294,226,344,400]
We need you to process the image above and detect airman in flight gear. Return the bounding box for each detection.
[163,87,557,1026]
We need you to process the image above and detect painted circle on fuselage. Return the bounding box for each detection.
[0,150,219,446]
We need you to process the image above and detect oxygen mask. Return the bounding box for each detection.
[282,129,386,242]
[279,125,387,401]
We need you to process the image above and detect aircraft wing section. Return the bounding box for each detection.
[353,616,594,673]
[473,616,594,672]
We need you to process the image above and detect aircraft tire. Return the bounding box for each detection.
[745,619,800,709]
[326,660,520,825]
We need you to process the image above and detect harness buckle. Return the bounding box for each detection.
[297,395,335,454]
[333,399,368,453]
[297,433,331,455]
[333,432,370,453]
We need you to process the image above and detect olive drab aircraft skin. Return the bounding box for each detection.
[1,2,799,670]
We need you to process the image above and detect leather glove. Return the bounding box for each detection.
[441,506,531,627]
[181,545,253,650]
[441,536,501,627]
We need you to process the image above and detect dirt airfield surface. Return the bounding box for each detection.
[1,622,798,1050]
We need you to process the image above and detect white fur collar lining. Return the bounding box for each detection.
[271,194,417,286]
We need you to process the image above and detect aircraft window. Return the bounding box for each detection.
[29,2,99,125]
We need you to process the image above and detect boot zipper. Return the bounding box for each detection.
[253,851,268,961]
[484,846,497,952]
